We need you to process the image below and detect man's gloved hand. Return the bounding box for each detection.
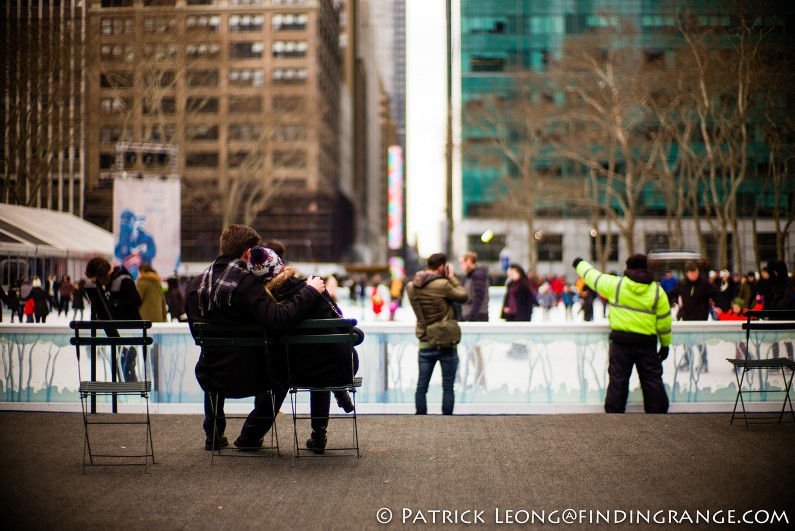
[572,257,583,268]
[658,346,669,361]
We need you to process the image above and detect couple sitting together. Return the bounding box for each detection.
[185,224,359,454]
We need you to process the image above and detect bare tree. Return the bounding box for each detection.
[2,12,81,209]
[463,80,565,272]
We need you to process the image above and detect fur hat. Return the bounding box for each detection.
[625,253,648,270]
[248,246,284,281]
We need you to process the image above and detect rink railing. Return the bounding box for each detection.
[1,321,793,414]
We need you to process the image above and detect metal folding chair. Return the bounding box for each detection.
[727,309,795,430]
[70,320,155,473]
[281,318,362,462]
[192,323,279,464]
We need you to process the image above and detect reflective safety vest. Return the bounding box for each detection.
[576,260,672,347]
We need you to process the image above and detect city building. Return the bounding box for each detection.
[1,0,87,216]
[84,0,350,262]
[448,0,795,274]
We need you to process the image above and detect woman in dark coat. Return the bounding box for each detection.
[249,246,360,454]
[25,277,53,323]
[164,277,186,322]
[501,263,535,321]
[71,279,88,321]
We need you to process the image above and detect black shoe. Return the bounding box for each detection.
[334,390,355,413]
[305,432,327,455]
[234,435,264,451]
[204,435,229,451]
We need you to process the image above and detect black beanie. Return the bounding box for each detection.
[626,253,648,270]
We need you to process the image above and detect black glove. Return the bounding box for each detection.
[572,257,583,268]
[658,346,669,361]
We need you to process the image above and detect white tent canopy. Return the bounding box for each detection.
[0,204,114,258]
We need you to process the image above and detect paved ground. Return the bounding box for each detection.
[1,411,794,530]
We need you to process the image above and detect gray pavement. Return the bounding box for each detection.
[1,411,794,530]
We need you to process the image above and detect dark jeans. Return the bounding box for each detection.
[203,383,288,442]
[416,346,459,415]
[605,339,669,414]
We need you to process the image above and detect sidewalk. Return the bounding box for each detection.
[1,411,793,530]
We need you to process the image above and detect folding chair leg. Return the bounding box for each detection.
[290,391,300,465]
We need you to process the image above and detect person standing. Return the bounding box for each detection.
[71,279,87,321]
[25,277,53,323]
[667,261,720,372]
[45,273,59,313]
[737,271,758,311]
[164,277,186,322]
[185,225,326,450]
[501,263,534,321]
[574,254,672,414]
[406,253,468,415]
[136,264,167,323]
[58,275,73,316]
[459,251,489,322]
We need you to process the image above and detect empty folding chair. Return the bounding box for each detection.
[70,320,155,473]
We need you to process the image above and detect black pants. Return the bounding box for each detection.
[605,339,669,414]
[310,391,331,433]
[204,382,289,442]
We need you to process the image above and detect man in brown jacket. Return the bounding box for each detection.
[406,253,468,414]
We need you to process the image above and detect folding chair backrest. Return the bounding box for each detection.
[193,322,269,349]
[281,318,358,385]
[70,320,153,372]
[743,310,795,346]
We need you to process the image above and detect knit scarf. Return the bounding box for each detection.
[197,258,250,315]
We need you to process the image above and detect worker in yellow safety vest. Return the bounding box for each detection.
[573,254,672,413]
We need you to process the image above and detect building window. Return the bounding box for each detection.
[100,18,134,35]
[100,97,131,114]
[469,56,504,72]
[272,68,307,84]
[230,15,264,32]
[100,125,133,144]
[229,96,263,113]
[143,16,177,34]
[229,123,264,140]
[537,234,563,262]
[186,153,219,168]
[272,13,308,31]
[591,234,620,262]
[272,40,308,58]
[228,151,252,168]
[143,43,177,61]
[188,70,219,87]
[186,125,219,141]
[273,150,306,168]
[274,125,306,141]
[143,125,176,142]
[101,72,134,88]
[186,97,219,113]
[143,97,176,114]
[101,0,133,7]
[99,153,116,169]
[145,0,177,5]
[230,42,264,59]
[186,15,221,32]
[272,95,304,111]
[187,0,216,5]
[466,234,506,262]
[143,70,176,88]
[100,44,134,61]
[527,16,564,34]
[229,69,264,87]
[186,43,220,59]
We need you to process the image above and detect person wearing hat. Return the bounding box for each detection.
[667,261,721,372]
[573,254,672,413]
[248,245,361,454]
[184,225,327,451]
[715,297,763,360]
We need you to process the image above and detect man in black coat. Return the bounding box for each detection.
[667,261,720,372]
[185,225,326,450]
